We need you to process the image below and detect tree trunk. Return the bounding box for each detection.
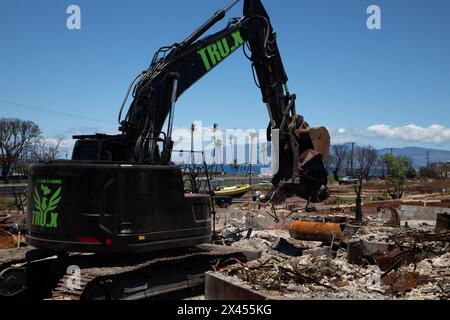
[1,163,10,180]
[388,186,403,200]
[354,181,363,224]
[333,170,339,182]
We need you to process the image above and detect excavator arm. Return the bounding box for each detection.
[86,0,330,203]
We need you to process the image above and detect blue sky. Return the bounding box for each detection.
[0,0,449,150]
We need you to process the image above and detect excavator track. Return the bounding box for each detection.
[0,247,62,298]
[51,247,206,300]
[1,245,259,300]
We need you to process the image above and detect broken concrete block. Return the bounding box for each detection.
[271,238,303,256]
[399,205,444,222]
[205,272,268,300]
[303,246,331,257]
[366,265,383,292]
[342,224,362,240]
[436,213,450,234]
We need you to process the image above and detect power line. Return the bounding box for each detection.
[0,99,115,125]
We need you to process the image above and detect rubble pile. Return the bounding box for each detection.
[0,209,25,225]
[0,210,26,249]
[216,213,450,300]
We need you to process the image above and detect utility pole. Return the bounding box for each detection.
[190,123,195,168]
[249,132,257,187]
[350,142,355,176]
[426,151,430,168]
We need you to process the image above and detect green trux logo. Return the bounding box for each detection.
[32,179,62,229]
[198,30,244,71]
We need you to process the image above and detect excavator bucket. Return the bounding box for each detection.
[308,127,330,161]
[271,125,330,204]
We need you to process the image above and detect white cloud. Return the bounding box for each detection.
[328,124,450,148]
[329,128,364,145]
[367,124,450,144]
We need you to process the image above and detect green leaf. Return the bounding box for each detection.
[49,187,61,204]
[46,198,61,213]
[45,187,62,213]
[49,187,61,206]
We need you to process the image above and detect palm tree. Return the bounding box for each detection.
[214,139,224,173]
[248,132,257,186]
[211,123,219,165]
[228,134,235,164]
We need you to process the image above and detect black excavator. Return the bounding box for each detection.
[26,0,330,254]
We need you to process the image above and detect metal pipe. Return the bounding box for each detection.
[289,221,343,242]
[279,94,296,131]
[283,83,290,95]
[265,103,275,128]
[223,0,241,12]
[181,0,240,49]
[167,78,179,138]
[283,84,296,116]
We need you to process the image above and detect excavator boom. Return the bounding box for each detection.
[118,0,330,202]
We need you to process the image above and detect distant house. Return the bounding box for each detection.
[430,160,450,178]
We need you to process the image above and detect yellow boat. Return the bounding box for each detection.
[213,184,251,198]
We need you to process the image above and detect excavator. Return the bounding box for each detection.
[27,0,330,253]
[1,0,329,299]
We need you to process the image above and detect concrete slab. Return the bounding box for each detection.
[205,272,351,300]
[399,205,449,222]
[205,272,267,300]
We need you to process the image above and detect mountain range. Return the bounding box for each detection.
[377,147,450,168]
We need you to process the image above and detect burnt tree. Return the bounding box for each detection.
[329,144,349,182]
[0,118,41,178]
[354,145,378,223]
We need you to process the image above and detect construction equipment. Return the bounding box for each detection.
[26,0,329,254]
